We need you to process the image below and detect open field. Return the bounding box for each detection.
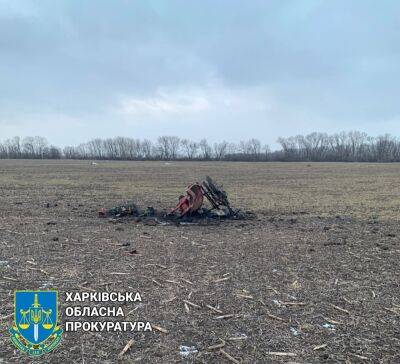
[0,160,399,363]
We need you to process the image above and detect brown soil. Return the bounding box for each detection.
[0,160,399,363]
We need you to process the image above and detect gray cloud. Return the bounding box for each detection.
[0,0,399,146]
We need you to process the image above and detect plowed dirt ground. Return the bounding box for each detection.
[1,160,399,363]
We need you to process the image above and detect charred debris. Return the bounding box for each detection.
[99,176,255,226]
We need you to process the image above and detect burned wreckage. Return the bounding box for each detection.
[99,176,251,224]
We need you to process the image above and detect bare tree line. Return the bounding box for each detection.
[1,131,400,162]
[62,137,269,161]
[277,131,400,162]
[0,136,61,159]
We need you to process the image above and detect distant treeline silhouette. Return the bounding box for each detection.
[1,131,400,162]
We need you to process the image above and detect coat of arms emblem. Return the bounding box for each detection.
[9,291,63,356]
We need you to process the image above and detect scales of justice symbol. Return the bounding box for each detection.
[18,293,54,342]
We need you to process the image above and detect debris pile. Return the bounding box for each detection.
[169,176,234,218]
[99,176,255,225]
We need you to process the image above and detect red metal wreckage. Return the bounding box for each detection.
[99,176,240,221]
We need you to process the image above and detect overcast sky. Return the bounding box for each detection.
[0,0,399,147]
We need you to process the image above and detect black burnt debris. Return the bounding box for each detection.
[99,176,255,225]
[99,203,255,226]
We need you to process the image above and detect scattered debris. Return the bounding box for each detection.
[118,339,134,360]
[206,304,223,314]
[99,203,139,218]
[213,276,231,283]
[267,313,286,322]
[280,301,307,306]
[266,352,297,357]
[236,293,254,300]
[313,344,327,351]
[40,282,53,289]
[151,279,162,287]
[214,314,239,320]
[145,263,168,269]
[207,340,226,350]
[2,276,18,282]
[179,345,198,358]
[219,349,240,364]
[152,325,169,334]
[322,323,336,330]
[229,333,248,340]
[183,299,201,309]
[331,304,350,315]
[351,353,369,360]
[383,307,400,315]
[0,313,13,321]
[324,317,342,325]
[98,176,255,225]
[290,327,300,336]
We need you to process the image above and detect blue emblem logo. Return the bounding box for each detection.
[9,291,63,356]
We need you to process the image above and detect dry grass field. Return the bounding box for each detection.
[0,160,400,363]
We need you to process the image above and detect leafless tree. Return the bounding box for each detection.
[157,136,180,160]
[213,141,228,160]
[181,139,199,159]
[199,139,212,160]
[141,139,153,159]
